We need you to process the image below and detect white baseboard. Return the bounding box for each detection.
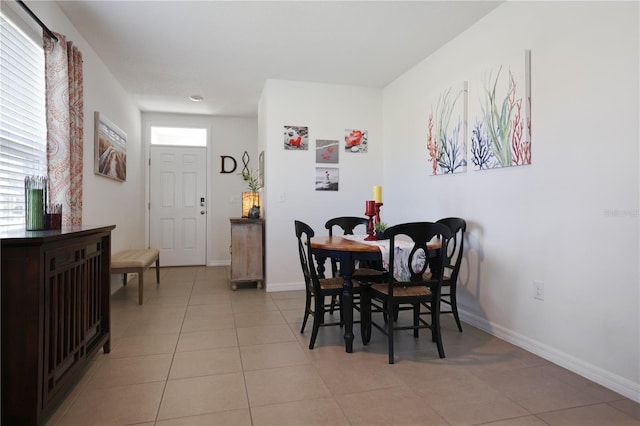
[208,260,231,267]
[266,281,305,292]
[459,309,640,403]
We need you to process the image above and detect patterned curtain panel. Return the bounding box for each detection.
[43,32,83,226]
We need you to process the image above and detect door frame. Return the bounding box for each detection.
[142,113,212,265]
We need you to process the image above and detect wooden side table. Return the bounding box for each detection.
[229,218,264,290]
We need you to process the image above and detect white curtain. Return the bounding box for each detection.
[43,31,83,226]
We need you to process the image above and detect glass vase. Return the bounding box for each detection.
[24,176,47,231]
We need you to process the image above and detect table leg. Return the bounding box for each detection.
[339,252,355,353]
[342,273,354,353]
[315,255,327,279]
[360,284,371,345]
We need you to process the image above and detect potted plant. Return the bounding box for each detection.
[374,221,388,239]
[240,168,260,218]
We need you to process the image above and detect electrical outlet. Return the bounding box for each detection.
[533,280,544,300]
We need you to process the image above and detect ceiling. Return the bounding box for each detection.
[56,1,502,117]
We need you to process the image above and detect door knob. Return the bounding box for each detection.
[200,210,205,215]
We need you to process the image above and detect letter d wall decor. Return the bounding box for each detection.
[220,155,237,174]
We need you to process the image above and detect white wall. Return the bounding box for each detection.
[210,116,259,264]
[8,1,145,294]
[142,112,258,266]
[382,1,639,401]
[260,80,383,291]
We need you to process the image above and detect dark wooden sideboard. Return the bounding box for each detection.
[1,225,115,425]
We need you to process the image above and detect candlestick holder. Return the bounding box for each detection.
[364,212,377,241]
[374,202,383,225]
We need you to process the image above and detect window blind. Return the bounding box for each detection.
[0,14,47,231]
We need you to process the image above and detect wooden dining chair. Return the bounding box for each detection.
[360,221,452,363]
[295,220,361,349]
[433,217,466,331]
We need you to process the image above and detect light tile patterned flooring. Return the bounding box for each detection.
[47,266,639,426]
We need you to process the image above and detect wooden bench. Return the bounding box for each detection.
[111,249,160,305]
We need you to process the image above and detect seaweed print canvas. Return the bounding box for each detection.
[426,82,467,175]
[470,50,531,170]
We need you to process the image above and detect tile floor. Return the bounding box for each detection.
[47,266,639,426]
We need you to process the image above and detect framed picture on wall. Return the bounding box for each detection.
[283,125,309,150]
[469,49,532,170]
[94,112,127,182]
[259,150,264,188]
[316,139,339,163]
[426,81,468,175]
[344,129,368,153]
[315,167,339,191]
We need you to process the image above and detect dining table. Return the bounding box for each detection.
[309,234,441,353]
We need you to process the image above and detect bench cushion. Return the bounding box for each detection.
[112,249,159,269]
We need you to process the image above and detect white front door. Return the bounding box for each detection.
[149,146,207,266]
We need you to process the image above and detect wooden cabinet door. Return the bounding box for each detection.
[230,219,263,285]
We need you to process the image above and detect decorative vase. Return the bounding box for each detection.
[248,205,260,219]
[25,176,47,230]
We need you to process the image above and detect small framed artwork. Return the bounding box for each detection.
[258,150,264,188]
[315,139,339,163]
[345,129,368,153]
[94,112,127,181]
[284,125,309,150]
[315,167,339,191]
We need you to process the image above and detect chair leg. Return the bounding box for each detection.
[434,312,445,358]
[329,295,337,315]
[387,303,395,364]
[360,289,371,345]
[319,296,326,325]
[309,318,320,350]
[431,299,445,358]
[300,291,311,333]
[450,286,463,332]
[413,304,420,338]
[431,304,437,342]
[309,296,322,349]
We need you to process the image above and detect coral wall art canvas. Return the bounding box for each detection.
[284,125,309,150]
[316,139,339,163]
[94,112,127,181]
[344,129,368,153]
[426,82,468,175]
[469,50,531,170]
[315,167,339,191]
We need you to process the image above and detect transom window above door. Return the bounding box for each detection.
[150,127,207,147]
